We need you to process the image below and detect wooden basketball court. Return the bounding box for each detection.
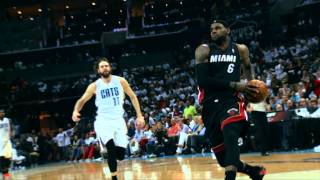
[12,152,320,180]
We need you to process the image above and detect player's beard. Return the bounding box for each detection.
[212,35,227,46]
[99,71,111,78]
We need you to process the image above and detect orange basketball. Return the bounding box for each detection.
[245,80,269,103]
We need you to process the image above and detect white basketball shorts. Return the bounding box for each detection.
[94,116,128,148]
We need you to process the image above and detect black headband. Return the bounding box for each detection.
[212,20,229,28]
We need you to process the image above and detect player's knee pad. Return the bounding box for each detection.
[115,146,125,161]
[2,167,9,174]
[106,140,117,159]
[0,158,10,173]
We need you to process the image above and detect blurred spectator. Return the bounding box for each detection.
[185,116,206,154]
[183,98,197,119]
[53,127,73,161]
[69,135,83,162]
[81,132,96,162]
[176,118,191,154]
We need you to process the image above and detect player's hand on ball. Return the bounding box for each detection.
[233,82,259,94]
[72,111,81,122]
[245,80,269,103]
[136,116,145,129]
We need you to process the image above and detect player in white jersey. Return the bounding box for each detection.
[0,109,12,180]
[72,58,145,180]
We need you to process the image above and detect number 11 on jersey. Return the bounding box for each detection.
[113,97,120,106]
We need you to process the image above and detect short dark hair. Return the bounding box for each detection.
[94,57,111,72]
[212,20,229,28]
[310,99,317,103]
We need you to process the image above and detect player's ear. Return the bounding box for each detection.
[226,27,231,35]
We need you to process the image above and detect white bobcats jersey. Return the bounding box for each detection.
[0,117,10,143]
[95,75,125,120]
[0,117,12,158]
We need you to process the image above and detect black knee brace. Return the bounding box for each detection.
[0,157,10,174]
[106,140,117,172]
[115,146,125,161]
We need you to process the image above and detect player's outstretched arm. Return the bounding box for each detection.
[72,83,96,122]
[120,77,145,128]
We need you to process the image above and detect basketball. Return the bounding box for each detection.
[245,80,269,103]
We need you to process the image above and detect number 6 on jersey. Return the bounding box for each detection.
[227,63,235,73]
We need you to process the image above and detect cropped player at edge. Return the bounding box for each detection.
[195,20,266,180]
[0,109,12,180]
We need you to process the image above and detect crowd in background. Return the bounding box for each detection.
[6,32,320,169]
[0,0,319,172]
